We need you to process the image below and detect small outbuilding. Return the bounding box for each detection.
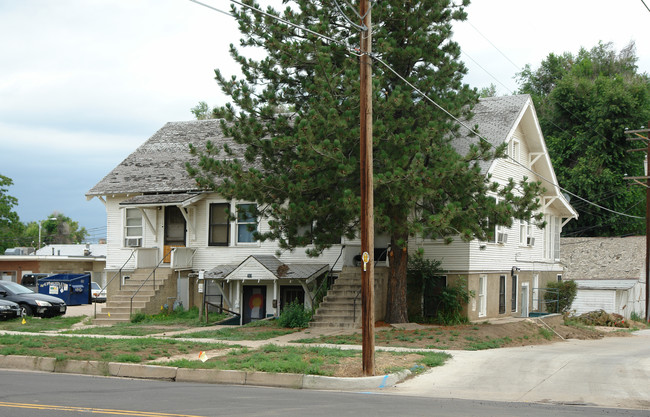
[561,236,646,319]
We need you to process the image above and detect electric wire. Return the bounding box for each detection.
[371,54,645,220]
[192,0,644,222]
[642,0,650,13]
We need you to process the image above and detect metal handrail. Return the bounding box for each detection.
[353,288,361,323]
[129,247,175,318]
[94,249,136,318]
[311,244,345,313]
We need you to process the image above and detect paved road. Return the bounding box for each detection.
[388,329,650,409]
[0,370,644,417]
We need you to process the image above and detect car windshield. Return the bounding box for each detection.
[0,281,34,295]
[91,282,100,290]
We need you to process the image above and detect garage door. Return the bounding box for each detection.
[571,289,615,315]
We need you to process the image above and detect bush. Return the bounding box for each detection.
[574,310,629,328]
[434,278,472,326]
[277,301,312,328]
[543,280,577,313]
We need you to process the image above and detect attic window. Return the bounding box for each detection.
[509,139,520,162]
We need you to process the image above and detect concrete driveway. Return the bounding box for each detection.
[389,330,650,410]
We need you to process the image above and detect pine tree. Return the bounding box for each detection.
[188,0,544,323]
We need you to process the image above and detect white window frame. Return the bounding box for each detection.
[509,139,520,162]
[544,215,561,260]
[478,275,487,317]
[519,220,533,246]
[236,203,258,244]
[486,196,508,244]
[124,208,143,247]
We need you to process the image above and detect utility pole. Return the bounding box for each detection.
[625,124,650,323]
[359,0,375,376]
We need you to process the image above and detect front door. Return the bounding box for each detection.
[164,206,186,262]
[280,285,304,311]
[242,286,266,324]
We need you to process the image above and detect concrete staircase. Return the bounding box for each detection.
[93,268,173,325]
[310,267,362,329]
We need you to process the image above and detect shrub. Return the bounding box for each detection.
[434,277,472,325]
[543,280,577,313]
[277,301,312,328]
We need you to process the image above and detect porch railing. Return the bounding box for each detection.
[129,247,175,318]
[94,249,136,318]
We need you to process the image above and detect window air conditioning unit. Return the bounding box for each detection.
[124,238,142,247]
[496,232,508,244]
[527,236,536,246]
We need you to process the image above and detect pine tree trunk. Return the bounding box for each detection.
[386,231,409,323]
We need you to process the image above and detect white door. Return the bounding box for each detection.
[521,283,529,317]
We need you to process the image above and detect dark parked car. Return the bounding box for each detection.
[0,299,22,320]
[0,281,66,318]
[20,273,50,292]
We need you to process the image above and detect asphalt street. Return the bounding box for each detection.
[0,370,646,417]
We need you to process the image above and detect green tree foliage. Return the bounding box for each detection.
[0,174,24,253]
[24,212,88,247]
[191,101,214,120]
[478,83,498,98]
[188,0,544,322]
[518,42,650,236]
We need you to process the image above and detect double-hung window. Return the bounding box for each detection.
[236,204,258,243]
[124,208,143,247]
[208,203,230,246]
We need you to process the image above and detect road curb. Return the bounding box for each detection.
[0,354,410,390]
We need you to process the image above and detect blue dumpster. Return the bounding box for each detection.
[37,274,91,306]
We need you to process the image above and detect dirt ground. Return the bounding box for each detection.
[320,315,642,377]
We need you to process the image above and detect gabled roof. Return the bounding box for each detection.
[86,120,242,197]
[453,94,530,174]
[454,94,576,219]
[205,255,329,282]
[561,236,646,281]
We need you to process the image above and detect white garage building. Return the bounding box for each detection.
[561,236,646,319]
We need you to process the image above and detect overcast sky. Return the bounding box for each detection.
[1,1,649,244]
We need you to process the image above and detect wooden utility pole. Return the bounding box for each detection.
[624,124,650,322]
[359,0,375,375]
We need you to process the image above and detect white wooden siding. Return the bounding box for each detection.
[104,194,346,272]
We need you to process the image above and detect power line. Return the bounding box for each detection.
[192,0,644,221]
[642,0,650,13]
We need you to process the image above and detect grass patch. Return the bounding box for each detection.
[175,320,299,341]
[130,306,227,326]
[538,328,553,340]
[0,334,228,362]
[65,324,183,336]
[466,336,512,351]
[0,316,85,332]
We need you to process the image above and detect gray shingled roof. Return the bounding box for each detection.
[88,95,531,197]
[205,255,329,281]
[86,120,243,196]
[561,236,646,281]
[452,94,530,173]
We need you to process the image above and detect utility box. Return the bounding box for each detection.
[37,274,91,306]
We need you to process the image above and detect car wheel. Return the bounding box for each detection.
[20,304,32,317]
